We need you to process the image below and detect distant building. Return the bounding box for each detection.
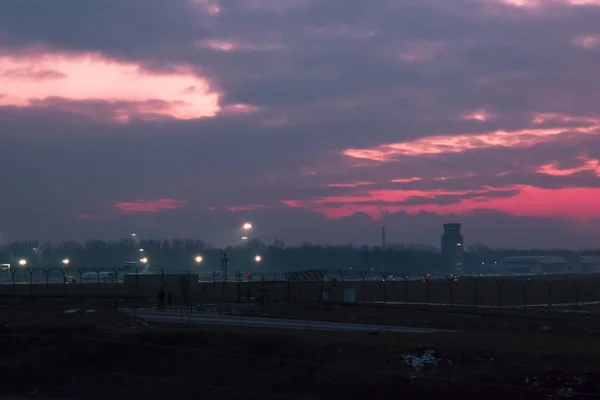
[579,256,600,273]
[494,256,569,275]
[441,223,464,273]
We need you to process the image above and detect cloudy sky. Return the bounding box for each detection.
[1,0,600,249]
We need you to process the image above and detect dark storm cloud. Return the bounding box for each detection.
[1,0,600,247]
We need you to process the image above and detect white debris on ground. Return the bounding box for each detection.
[85,309,96,313]
[525,375,540,387]
[573,376,587,385]
[102,319,152,334]
[403,350,439,370]
[546,387,576,399]
[64,309,78,314]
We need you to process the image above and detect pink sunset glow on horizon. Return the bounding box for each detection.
[283,186,600,220]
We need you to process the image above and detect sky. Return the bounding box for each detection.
[1,0,600,249]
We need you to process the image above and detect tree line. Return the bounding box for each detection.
[0,239,597,274]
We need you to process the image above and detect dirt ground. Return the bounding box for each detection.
[1,299,600,399]
[213,301,600,336]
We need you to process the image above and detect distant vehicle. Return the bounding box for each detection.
[82,271,116,283]
[122,261,151,275]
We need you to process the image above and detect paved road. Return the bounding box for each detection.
[369,300,600,309]
[126,309,457,333]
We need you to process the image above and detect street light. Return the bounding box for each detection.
[139,248,144,252]
[62,258,70,265]
[241,236,248,240]
[140,257,148,264]
[195,255,203,263]
[18,259,27,266]
[254,255,262,262]
[243,223,252,230]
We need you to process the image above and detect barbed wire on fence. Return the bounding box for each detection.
[0,267,595,311]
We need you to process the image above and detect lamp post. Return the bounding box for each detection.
[130,233,137,261]
[243,223,253,274]
[242,223,252,248]
[195,255,203,264]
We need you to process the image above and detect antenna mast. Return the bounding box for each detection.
[379,202,387,248]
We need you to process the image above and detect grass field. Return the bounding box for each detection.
[1,298,600,399]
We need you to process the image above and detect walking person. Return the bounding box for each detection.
[158,288,165,310]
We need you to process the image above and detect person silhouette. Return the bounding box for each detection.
[158,288,165,310]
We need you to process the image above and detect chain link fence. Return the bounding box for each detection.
[0,267,598,310]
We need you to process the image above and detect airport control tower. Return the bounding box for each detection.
[441,223,464,273]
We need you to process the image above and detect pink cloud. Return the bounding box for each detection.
[196,39,286,52]
[573,35,600,49]
[226,204,271,212]
[115,198,185,213]
[390,177,422,183]
[0,51,221,120]
[343,119,600,162]
[327,181,375,188]
[2,67,66,81]
[221,103,262,115]
[461,109,492,122]
[537,157,600,176]
[188,0,221,15]
[397,41,446,63]
[284,186,600,220]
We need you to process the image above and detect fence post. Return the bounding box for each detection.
[27,268,36,296]
[43,268,51,296]
[188,270,192,307]
[521,280,530,311]
[445,275,454,306]
[10,269,17,294]
[285,271,292,303]
[93,268,102,284]
[472,277,481,308]
[493,279,502,308]
[236,271,241,302]
[77,268,84,284]
[303,275,309,302]
[359,271,369,303]
[380,272,390,303]
[338,270,347,302]
[423,274,431,305]
[573,284,581,311]
[317,270,327,301]
[60,268,69,297]
[112,268,120,296]
[544,280,555,310]
[401,273,410,305]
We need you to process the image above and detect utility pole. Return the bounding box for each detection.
[220,249,229,282]
[379,202,387,248]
